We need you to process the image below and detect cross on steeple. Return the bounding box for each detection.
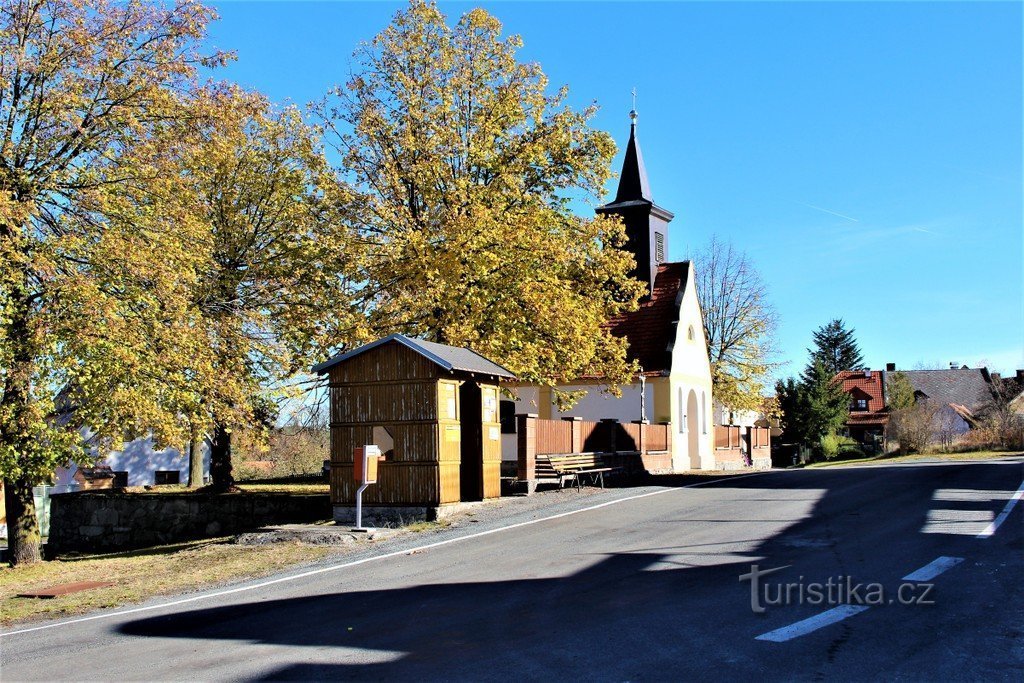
[630,88,637,123]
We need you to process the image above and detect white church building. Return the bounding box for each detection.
[502,113,716,471]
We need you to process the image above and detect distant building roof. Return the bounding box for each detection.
[312,334,516,379]
[889,368,995,412]
[604,261,690,376]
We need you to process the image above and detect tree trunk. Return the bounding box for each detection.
[4,477,41,566]
[1,257,43,566]
[208,423,233,492]
[187,432,204,488]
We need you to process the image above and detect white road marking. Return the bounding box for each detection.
[0,470,772,639]
[755,605,870,642]
[976,478,1024,538]
[902,556,964,582]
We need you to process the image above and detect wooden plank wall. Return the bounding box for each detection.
[536,419,572,456]
[329,342,443,506]
[327,341,501,506]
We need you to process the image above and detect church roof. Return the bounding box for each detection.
[604,261,690,375]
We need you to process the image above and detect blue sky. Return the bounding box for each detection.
[206,1,1023,380]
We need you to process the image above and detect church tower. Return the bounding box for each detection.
[596,110,675,298]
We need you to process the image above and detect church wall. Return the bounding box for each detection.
[667,265,715,470]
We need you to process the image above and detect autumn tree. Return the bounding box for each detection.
[313,0,643,404]
[0,0,226,565]
[176,88,366,491]
[807,318,864,376]
[693,236,779,413]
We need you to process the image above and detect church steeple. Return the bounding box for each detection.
[614,111,653,204]
[597,107,675,298]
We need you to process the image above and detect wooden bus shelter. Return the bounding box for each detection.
[312,334,515,523]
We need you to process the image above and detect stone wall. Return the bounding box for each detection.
[48,491,331,555]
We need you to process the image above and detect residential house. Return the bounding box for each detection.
[837,369,888,447]
[53,435,210,490]
[503,112,717,471]
[886,364,996,435]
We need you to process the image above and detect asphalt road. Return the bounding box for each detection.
[2,458,1022,681]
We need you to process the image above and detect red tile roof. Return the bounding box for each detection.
[605,261,689,375]
[837,370,888,426]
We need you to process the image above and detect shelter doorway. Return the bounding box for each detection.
[459,381,484,501]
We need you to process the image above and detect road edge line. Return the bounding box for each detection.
[1,470,774,638]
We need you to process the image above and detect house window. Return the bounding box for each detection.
[654,232,665,262]
[852,398,868,411]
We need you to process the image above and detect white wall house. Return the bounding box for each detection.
[501,115,715,471]
[54,434,210,489]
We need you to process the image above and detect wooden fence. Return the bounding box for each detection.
[517,415,674,486]
[533,418,672,456]
[713,425,771,469]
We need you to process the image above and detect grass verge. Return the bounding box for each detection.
[806,450,1023,469]
[0,538,339,628]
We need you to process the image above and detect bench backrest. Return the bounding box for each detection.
[548,454,605,471]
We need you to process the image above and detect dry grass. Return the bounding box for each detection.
[235,482,329,494]
[807,450,1024,469]
[119,482,329,495]
[0,538,339,628]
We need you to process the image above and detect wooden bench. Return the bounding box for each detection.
[535,455,579,490]
[547,453,616,490]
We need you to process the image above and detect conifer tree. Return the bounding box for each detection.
[805,319,864,377]
[802,358,850,442]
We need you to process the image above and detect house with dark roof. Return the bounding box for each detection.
[884,365,997,437]
[502,111,716,471]
[836,369,888,445]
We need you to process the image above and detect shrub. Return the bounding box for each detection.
[820,433,841,460]
[819,433,864,461]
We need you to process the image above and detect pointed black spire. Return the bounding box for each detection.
[614,111,653,203]
[596,106,675,299]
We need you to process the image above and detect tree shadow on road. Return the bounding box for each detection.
[116,461,1023,680]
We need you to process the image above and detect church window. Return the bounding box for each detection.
[654,232,665,262]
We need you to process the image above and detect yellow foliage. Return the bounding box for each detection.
[313,1,643,400]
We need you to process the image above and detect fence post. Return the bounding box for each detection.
[632,419,649,454]
[562,416,582,453]
[517,413,538,495]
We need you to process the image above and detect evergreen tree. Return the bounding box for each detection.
[803,358,850,443]
[886,371,916,410]
[805,319,864,378]
[775,377,810,445]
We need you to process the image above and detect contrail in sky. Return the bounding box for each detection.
[797,201,859,222]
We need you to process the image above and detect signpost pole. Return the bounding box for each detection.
[352,444,381,533]
[355,482,369,531]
